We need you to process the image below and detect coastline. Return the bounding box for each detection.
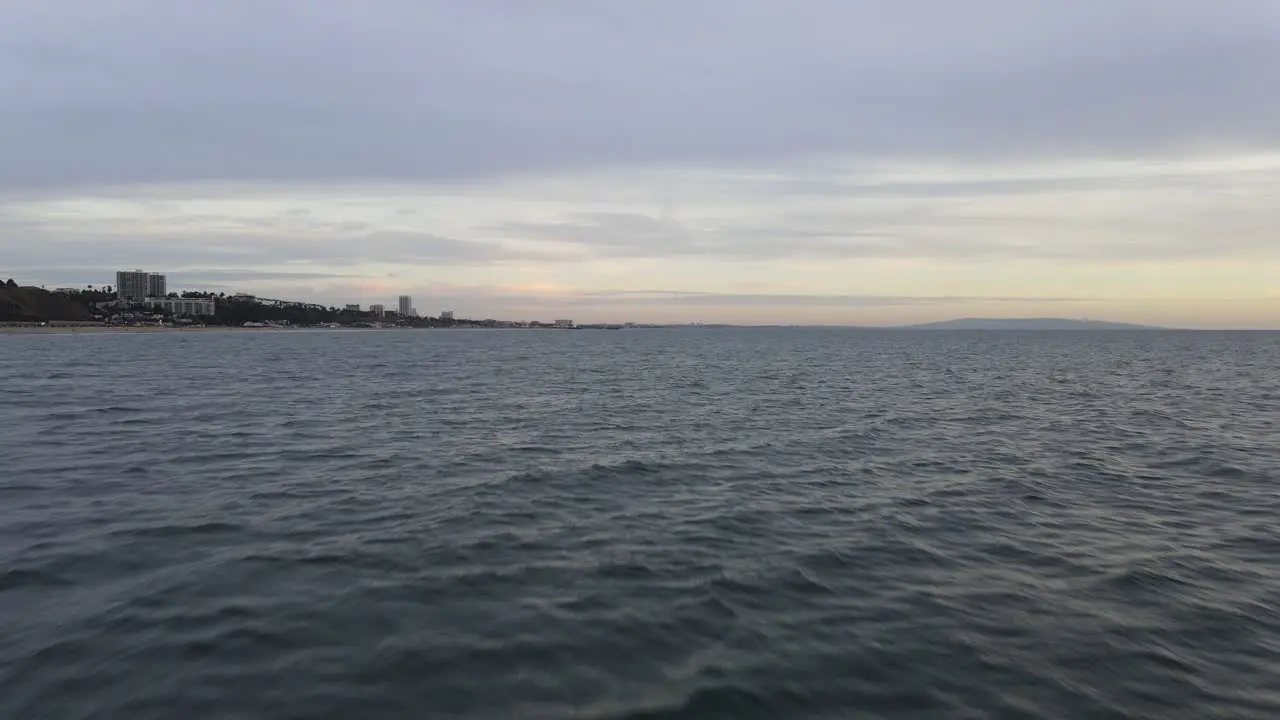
[0,326,271,335]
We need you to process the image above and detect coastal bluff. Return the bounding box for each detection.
[0,285,93,323]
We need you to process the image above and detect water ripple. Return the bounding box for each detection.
[1,328,1278,719]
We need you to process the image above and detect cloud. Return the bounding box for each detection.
[1,1,1278,190]
[0,224,563,269]
[167,270,360,282]
[312,285,1101,312]
[568,290,1099,307]
[2,2,1279,327]
[15,268,357,283]
[3,149,1279,285]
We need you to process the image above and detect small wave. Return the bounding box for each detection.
[178,625,295,661]
[615,685,774,719]
[511,444,565,455]
[1100,564,1194,595]
[502,459,674,488]
[112,417,161,426]
[0,567,72,592]
[109,521,243,539]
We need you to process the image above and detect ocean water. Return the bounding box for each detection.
[1,328,1278,719]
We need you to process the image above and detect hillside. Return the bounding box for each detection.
[0,285,94,322]
[904,317,1159,330]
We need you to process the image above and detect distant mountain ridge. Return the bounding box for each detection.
[904,317,1159,330]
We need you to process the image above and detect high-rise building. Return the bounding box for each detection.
[344,304,360,312]
[369,304,385,316]
[398,295,412,316]
[441,310,454,321]
[116,270,167,301]
[116,270,149,301]
[147,273,166,298]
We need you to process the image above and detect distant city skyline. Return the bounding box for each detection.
[2,3,1279,329]
[10,270,1276,330]
[106,270,437,320]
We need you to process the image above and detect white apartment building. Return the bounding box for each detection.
[398,295,412,316]
[146,297,215,317]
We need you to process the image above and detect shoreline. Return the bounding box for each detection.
[0,326,282,335]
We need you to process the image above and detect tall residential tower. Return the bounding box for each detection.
[115,270,167,301]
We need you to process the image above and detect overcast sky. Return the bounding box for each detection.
[2,0,1278,326]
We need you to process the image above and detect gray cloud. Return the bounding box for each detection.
[349,288,1104,315]
[567,290,1099,307]
[5,179,1278,282]
[1,1,1277,190]
[0,227,559,272]
[10,268,359,289]
[486,203,1280,264]
[167,270,360,283]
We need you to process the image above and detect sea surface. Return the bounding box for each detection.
[1,328,1278,719]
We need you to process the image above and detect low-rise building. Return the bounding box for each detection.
[369,304,385,316]
[145,297,216,317]
[441,310,455,321]
[554,319,574,328]
[345,304,360,312]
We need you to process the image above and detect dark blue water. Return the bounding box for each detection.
[2,328,1278,719]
